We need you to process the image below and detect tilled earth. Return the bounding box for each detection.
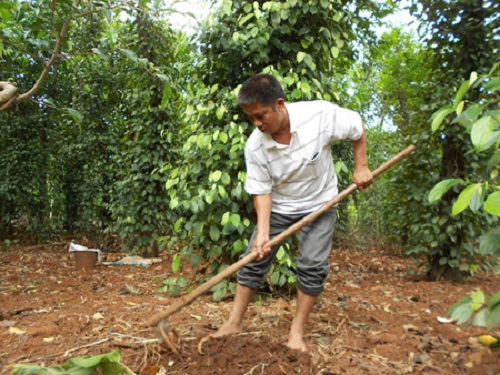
[0,242,499,374]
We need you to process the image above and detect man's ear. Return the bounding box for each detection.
[275,98,285,111]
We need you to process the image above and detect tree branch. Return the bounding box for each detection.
[0,82,18,105]
[0,0,86,112]
[15,17,72,104]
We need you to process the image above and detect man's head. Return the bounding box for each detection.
[237,73,286,108]
[237,74,289,135]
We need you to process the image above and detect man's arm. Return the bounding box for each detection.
[351,125,373,191]
[252,194,272,260]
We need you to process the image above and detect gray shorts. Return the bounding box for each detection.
[236,207,337,296]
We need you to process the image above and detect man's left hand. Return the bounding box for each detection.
[353,167,373,191]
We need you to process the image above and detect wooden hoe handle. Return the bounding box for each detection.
[147,144,416,327]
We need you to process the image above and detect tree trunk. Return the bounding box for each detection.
[142,231,159,258]
[427,128,467,282]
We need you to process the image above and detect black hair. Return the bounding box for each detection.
[237,73,286,107]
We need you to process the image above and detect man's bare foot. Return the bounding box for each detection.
[286,330,307,352]
[210,321,243,338]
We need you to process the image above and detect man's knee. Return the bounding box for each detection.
[296,263,330,296]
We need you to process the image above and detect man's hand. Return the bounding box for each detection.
[353,166,373,191]
[252,232,271,261]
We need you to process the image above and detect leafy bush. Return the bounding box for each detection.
[428,66,500,269]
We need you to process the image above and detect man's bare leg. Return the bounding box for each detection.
[211,283,257,337]
[287,290,317,351]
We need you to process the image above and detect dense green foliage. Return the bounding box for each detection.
[400,0,500,278]
[1,1,190,256]
[429,66,500,266]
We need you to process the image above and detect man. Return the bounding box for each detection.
[213,73,373,351]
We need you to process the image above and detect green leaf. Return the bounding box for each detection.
[456,101,465,116]
[166,178,178,189]
[469,191,483,212]
[172,254,180,273]
[488,292,500,310]
[484,77,500,91]
[428,179,463,203]
[431,105,454,131]
[454,103,483,127]
[190,254,201,268]
[487,151,500,171]
[292,89,302,99]
[471,308,488,327]
[212,286,227,301]
[303,55,316,71]
[480,131,500,152]
[297,51,306,63]
[218,185,227,198]
[160,82,171,110]
[471,116,493,152]
[174,218,183,232]
[222,223,236,235]
[156,74,169,82]
[453,81,469,108]
[205,190,216,204]
[212,170,222,182]
[92,47,109,60]
[233,239,243,253]
[270,271,280,285]
[209,225,220,241]
[219,132,229,143]
[452,184,481,216]
[190,201,199,213]
[276,246,285,259]
[487,296,500,330]
[70,351,120,368]
[229,213,240,227]
[65,108,82,125]
[450,302,473,324]
[479,229,500,256]
[119,48,138,62]
[469,71,478,86]
[470,290,486,312]
[331,46,339,58]
[221,173,231,185]
[484,191,500,216]
[221,212,230,226]
[0,8,11,21]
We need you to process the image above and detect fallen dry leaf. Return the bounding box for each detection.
[8,327,26,335]
[92,312,105,320]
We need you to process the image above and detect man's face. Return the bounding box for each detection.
[242,99,285,135]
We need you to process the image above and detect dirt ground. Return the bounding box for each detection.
[1,242,499,374]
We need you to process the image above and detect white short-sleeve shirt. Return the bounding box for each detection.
[244,100,363,214]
